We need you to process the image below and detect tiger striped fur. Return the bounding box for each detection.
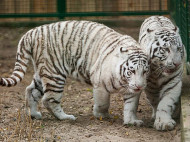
[139,16,185,130]
[0,21,149,126]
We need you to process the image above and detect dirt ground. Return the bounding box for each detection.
[0,24,181,142]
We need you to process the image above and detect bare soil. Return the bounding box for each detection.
[0,25,181,142]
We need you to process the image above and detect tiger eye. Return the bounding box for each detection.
[166,48,170,53]
[131,70,135,74]
[177,47,182,52]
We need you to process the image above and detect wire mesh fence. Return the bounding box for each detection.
[0,0,57,14]
[169,0,190,73]
[0,0,168,19]
[0,0,189,70]
[66,0,168,12]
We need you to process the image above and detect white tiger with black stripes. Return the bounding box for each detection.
[0,21,149,126]
[139,16,185,131]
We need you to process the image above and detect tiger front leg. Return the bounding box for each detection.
[145,92,160,120]
[93,87,110,119]
[154,81,182,131]
[123,93,143,127]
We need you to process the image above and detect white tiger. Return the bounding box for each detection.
[0,21,149,126]
[139,16,185,130]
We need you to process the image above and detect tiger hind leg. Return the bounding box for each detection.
[41,77,76,120]
[42,91,76,120]
[25,76,43,119]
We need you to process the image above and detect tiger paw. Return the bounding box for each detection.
[65,115,77,121]
[154,118,176,131]
[93,111,110,119]
[56,114,77,121]
[124,119,144,127]
[29,111,42,120]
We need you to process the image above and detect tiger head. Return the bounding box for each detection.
[147,28,185,75]
[118,47,149,93]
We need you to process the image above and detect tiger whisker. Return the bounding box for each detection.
[120,89,129,95]
[121,84,129,88]
[155,66,166,76]
[119,84,130,95]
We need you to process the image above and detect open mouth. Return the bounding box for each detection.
[164,64,181,74]
[133,88,141,92]
[164,68,177,74]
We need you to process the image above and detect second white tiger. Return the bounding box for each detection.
[0,21,149,126]
[139,16,185,131]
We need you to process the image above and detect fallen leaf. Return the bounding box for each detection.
[86,88,93,93]
[99,116,102,121]
[114,115,119,119]
[126,132,129,136]
[109,110,113,114]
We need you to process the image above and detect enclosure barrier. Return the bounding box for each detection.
[0,0,189,65]
[169,1,190,141]
[0,0,188,62]
[0,0,169,18]
[170,0,190,73]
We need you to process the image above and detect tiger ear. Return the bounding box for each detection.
[147,28,153,33]
[173,26,179,33]
[120,47,128,52]
[116,47,128,57]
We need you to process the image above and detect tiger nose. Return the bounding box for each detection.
[173,62,180,67]
[167,62,174,67]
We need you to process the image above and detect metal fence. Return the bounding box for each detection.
[0,0,189,68]
[0,0,169,18]
[170,0,190,72]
